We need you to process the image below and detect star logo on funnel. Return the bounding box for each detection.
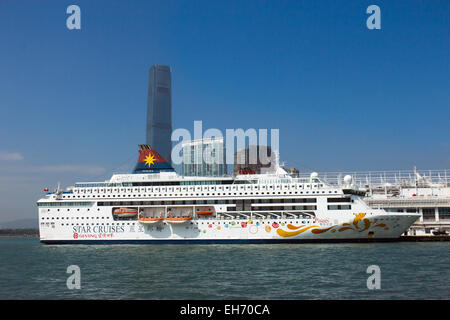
[144,154,156,167]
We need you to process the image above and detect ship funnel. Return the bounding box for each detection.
[133,144,175,174]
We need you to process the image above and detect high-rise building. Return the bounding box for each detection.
[181,137,227,177]
[233,145,274,175]
[146,65,172,164]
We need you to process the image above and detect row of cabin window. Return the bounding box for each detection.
[51,220,314,227]
[41,215,109,219]
[42,206,97,210]
[64,190,338,199]
[59,222,133,226]
[38,202,91,207]
[327,205,352,210]
[97,197,318,206]
[72,184,328,194]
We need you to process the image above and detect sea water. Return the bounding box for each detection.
[0,238,448,299]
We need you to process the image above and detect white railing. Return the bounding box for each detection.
[366,198,450,207]
[299,169,450,189]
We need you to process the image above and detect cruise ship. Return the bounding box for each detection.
[37,145,420,244]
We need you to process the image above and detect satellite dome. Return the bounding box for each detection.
[344,175,352,184]
[310,172,318,179]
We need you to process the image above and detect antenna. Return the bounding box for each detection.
[55,182,63,199]
[273,150,288,175]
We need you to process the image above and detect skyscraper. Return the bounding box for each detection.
[181,137,227,177]
[233,145,274,175]
[146,65,172,164]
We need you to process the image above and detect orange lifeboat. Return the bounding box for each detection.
[138,217,163,224]
[196,210,213,216]
[113,207,138,218]
[166,216,192,224]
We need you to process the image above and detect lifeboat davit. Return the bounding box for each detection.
[138,217,163,224]
[166,216,192,224]
[196,210,213,216]
[113,207,138,218]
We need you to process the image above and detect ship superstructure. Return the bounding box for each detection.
[37,145,420,244]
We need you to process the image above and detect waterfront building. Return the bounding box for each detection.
[287,167,300,178]
[181,137,227,177]
[233,145,274,175]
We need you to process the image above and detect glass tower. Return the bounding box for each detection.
[181,138,227,177]
[146,65,172,164]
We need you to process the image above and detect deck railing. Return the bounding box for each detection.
[299,169,450,189]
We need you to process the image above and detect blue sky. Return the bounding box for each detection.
[0,1,449,222]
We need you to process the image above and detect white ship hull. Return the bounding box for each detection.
[39,206,419,244]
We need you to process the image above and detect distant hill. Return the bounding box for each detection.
[0,218,38,229]
[0,228,39,237]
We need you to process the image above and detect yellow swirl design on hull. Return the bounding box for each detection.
[311,226,335,234]
[276,225,318,237]
[286,224,305,230]
[276,213,389,238]
[358,218,371,232]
